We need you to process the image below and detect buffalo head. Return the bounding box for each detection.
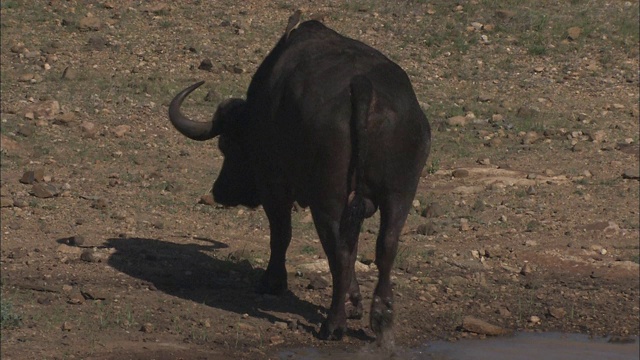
[168,81,260,207]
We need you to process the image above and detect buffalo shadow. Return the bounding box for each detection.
[105,236,371,340]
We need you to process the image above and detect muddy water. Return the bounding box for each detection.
[279,333,639,360]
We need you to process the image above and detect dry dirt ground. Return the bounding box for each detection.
[1,1,639,359]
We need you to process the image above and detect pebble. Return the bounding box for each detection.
[61,321,74,331]
[62,66,78,80]
[20,170,44,184]
[459,218,471,232]
[567,26,581,40]
[529,315,541,324]
[67,292,85,305]
[548,307,566,319]
[587,130,606,143]
[622,168,639,180]
[199,193,216,206]
[422,202,444,218]
[80,249,106,263]
[452,169,470,178]
[81,121,98,139]
[31,183,58,198]
[69,235,85,246]
[270,335,285,345]
[526,186,537,195]
[416,221,436,236]
[461,316,510,335]
[140,323,154,333]
[111,125,131,138]
[522,131,540,145]
[446,115,467,127]
[78,16,102,31]
[198,58,213,71]
[520,263,533,276]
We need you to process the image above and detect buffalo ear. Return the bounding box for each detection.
[212,98,246,134]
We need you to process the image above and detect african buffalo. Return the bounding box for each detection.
[168,11,431,342]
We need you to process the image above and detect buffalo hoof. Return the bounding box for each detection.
[370,295,394,340]
[319,320,345,341]
[256,272,287,295]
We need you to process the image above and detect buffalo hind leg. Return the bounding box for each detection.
[314,200,364,340]
[371,195,412,345]
[346,268,363,319]
[256,188,293,295]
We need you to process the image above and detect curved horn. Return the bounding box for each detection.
[168,81,220,141]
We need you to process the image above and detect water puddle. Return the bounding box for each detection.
[279,333,639,360]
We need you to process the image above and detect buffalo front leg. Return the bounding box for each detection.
[256,188,293,296]
[370,195,412,345]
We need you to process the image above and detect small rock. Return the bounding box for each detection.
[516,106,539,119]
[522,131,540,145]
[141,323,154,333]
[452,185,484,195]
[287,319,299,331]
[198,58,213,71]
[571,142,585,152]
[78,16,102,31]
[31,183,58,198]
[61,321,74,331]
[57,244,83,255]
[270,335,285,345]
[462,316,510,335]
[17,126,34,137]
[452,169,470,178]
[306,273,329,290]
[622,168,639,180]
[20,169,45,184]
[477,158,491,165]
[446,115,467,127]
[80,249,105,263]
[81,121,98,139]
[459,218,471,232]
[0,198,14,208]
[416,221,437,236]
[477,93,492,102]
[520,263,533,276]
[587,130,606,143]
[567,26,582,40]
[274,321,288,330]
[199,193,215,206]
[111,125,130,138]
[62,66,78,80]
[53,112,76,126]
[421,202,444,218]
[498,307,512,317]
[67,292,85,305]
[81,287,108,300]
[91,198,108,210]
[529,315,541,324]
[526,186,537,195]
[548,307,566,319]
[69,235,85,246]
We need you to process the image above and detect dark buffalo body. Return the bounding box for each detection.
[169,13,431,342]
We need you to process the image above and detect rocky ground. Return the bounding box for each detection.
[1,1,639,359]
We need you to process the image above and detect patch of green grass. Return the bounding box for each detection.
[0,1,19,9]
[427,158,440,175]
[301,245,316,255]
[1,298,22,329]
